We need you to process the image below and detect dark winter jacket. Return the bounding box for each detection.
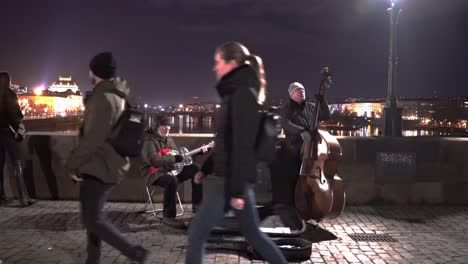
[0,88,24,137]
[140,132,178,180]
[66,77,131,183]
[280,97,330,154]
[207,64,261,198]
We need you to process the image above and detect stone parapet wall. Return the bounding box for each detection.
[3,133,468,205]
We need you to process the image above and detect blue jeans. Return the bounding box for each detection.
[186,180,287,264]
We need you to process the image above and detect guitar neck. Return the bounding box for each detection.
[185,142,213,157]
[185,147,204,157]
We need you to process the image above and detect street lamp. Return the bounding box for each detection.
[144,103,150,129]
[383,0,403,136]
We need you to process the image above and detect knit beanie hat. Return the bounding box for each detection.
[158,117,173,127]
[89,52,117,79]
[288,82,304,96]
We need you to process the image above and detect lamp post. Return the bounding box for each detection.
[144,103,150,129]
[383,0,403,136]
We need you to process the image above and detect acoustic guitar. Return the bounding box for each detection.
[149,141,214,176]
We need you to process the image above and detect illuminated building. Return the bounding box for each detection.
[330,102,383,118]
[49,76,80,94]
[18,94,84,119]
[17,76,84,120]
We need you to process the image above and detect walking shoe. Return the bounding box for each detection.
[19,197,29,207]
[162,217,186,229]
[192,204,199,214]
[26,197,38,205]
[19,197,37,207]
[0,196,12,206]
[132,246,151,264]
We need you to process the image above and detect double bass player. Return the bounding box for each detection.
[271,81,330,206]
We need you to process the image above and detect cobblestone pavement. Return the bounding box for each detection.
[0,201,467,264]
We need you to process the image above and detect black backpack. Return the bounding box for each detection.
[107,89,146,157]
[250,88,282,162]
[255,106,282,162]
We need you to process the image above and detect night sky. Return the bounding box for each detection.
[1,0,467,106]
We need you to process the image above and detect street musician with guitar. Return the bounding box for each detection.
[141,117,211,228]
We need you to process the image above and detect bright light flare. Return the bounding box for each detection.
[33,85,45,96]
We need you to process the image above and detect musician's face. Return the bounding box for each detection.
[157,125,171,137]
[291,88,305,103]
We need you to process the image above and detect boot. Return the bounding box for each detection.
[0,175,11,206]
[14,160,37,207]
[162,217,186,229]
[0,195,12,206]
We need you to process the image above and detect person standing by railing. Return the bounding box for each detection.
[0,72,37,207]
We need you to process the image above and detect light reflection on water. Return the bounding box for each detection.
[25,115,465,137]
[31,127,461,137]
[328,126,461,137]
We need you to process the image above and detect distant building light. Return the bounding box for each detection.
[33,85,45,96]
[179,104,183,108]
[59,76,72,82]
[216,104,221,108]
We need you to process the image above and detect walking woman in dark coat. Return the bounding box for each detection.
[185,42,287,264]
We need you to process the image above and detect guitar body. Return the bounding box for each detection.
[167,147,193,176]
[149,141,214,176]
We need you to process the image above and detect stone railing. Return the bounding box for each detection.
[2,133,468,205]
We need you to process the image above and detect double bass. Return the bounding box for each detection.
[294,67,345,222]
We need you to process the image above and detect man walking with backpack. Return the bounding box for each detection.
[66,52,149,264]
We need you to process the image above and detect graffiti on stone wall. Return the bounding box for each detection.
[376,152,416,183]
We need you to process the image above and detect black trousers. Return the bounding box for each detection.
[154,164,202,218]
[0,134,24,198]
[271,146,302,205]
[80,175,144,264]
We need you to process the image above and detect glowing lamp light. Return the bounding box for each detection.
[33,85,45,96]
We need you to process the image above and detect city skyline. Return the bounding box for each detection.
[1,0,467,106]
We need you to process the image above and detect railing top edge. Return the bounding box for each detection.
[23,132,468,141]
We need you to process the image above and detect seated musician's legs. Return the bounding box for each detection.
[177,164,203,212]
[154,174,178,218]
[153,174,186,226]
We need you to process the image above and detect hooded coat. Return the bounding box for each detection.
[66,77,131,183]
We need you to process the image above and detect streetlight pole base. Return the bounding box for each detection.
[383,107,402,137]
